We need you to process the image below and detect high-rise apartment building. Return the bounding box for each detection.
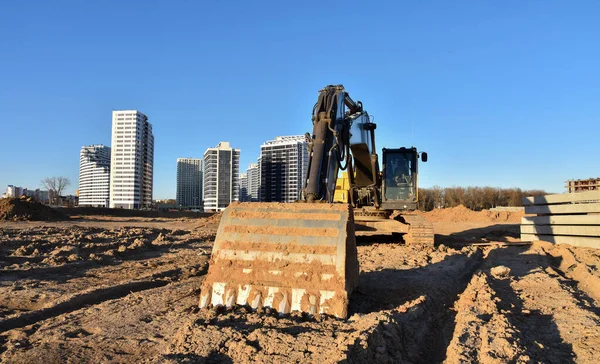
[239,173,248,202]
[203,142,240,211]
[79,145,111,207]
[176,158,203,209]
[246,163,259,202]
[109,110,154,209]
[259,135,308,202]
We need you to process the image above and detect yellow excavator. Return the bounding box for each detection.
[199,85,433,318]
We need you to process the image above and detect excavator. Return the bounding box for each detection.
[199,85,433,319]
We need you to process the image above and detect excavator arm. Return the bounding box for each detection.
[304,85,349,203]
[304,85,380,208]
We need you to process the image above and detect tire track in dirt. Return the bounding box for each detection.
[0,265,208,333]
[540,242,600,307]
[350,241,487,362]
[444,244,600,363]
[0,276,208,363]
[367,246,486,363]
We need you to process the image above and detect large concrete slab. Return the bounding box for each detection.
[522,191,600,206]
[524,203,600,215]
[521,215,600,225]
[520,224,600,237]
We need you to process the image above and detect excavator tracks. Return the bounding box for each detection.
[353,209,435,246]
[400,214,435,246]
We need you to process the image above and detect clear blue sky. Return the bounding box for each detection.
[1,1,599,199]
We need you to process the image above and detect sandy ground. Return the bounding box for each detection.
[1,211,599,363]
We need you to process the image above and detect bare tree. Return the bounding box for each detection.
[42,176,71,205]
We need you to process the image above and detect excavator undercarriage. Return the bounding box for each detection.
[353,208,435,245]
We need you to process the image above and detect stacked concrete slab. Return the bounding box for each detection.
[521,190,600,248]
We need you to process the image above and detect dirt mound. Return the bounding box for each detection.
[0,198,67,221]
[418,205,523,223]
[202,212,222,225]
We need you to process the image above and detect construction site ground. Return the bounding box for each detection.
[1,207,599,363]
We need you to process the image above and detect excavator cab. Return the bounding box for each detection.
[381,147,425,211]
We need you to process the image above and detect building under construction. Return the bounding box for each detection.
[566,178,600,193]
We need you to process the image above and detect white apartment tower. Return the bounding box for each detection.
[239,173,248,202]
[203,142,240,211]
[246,163,259,202]
[109,110,154,209]
[79,145,111,207]
[259,135,308,202]
[176,158,203,209]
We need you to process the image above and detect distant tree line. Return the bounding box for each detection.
[417,186,548,212]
